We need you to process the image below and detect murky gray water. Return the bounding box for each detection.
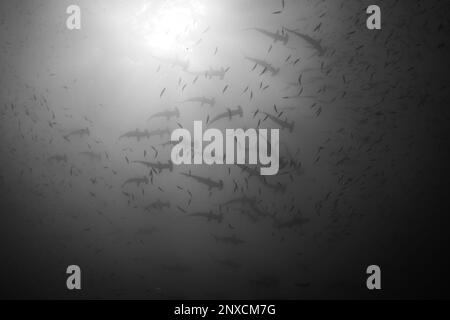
[0,0,449,299]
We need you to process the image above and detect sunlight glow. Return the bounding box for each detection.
[132,0,205,55]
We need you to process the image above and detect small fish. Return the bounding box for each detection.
[181,171,224,191]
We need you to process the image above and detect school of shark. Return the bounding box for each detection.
[0,0,449,299]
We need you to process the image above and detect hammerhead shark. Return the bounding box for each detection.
[47,154,68,163]
[63,128,89,141]
[181,171,224,191]
[249,202,277,219]
[150,54,190,70]
[188,211,224,223]
[220,195,259,207]
[180,96,216,107]
[131,160,174,173]
[145,199,170,211]
[244,56,280,76]
[122,176,149,188]
[205,67,230,80]
[263,180,287,194]
[262,111,295,132]
[211,256,241,269]
[211,233,245,245]
[119,129,150,141]
[237,164,261,178]
[244,27,289,45]
[282,27,325,56]
[148,107,180,121]
[184,69,208,77]
[185,67,229,80]
[79,151,102,161]
[148,128,171,138]
[273,215,310,229]
[160,140,179,148]
[207,105,243,126]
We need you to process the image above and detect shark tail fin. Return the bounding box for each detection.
[238,105,243,117]
[289,121,295,133]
